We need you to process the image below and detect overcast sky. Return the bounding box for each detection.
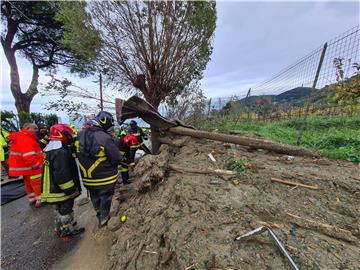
[1,0,359,120]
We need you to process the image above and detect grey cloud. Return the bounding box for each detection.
[201,1,359,98]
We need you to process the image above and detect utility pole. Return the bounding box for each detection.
[99,73,104,111]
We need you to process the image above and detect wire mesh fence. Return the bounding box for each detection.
[250,25,360,97]
[161,25,360,129]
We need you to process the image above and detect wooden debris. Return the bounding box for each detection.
[286,213,358,244]
[169,164,237,176]
[185,263,197,270]
[256,220,281,229]
[270,177,318,190]
[133,240,145,262]
[350,176,360,182]
[143,250,158,255]
[208,153,217,162]
[169,126,320,158]
[286,213,351,234]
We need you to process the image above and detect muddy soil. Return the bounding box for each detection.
[108,138,360,270]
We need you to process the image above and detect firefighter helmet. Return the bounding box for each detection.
[123,134,139,147]
[96,111,115,131]
[129,120,137,126]
[50,124,73,142]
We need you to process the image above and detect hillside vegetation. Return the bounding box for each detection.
[201,115,360,163]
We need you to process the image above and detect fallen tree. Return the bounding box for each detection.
[168,126,320,158]
[116,96,320,158]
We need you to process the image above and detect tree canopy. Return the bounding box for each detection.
[86,1,217,109]
[1,1,99,113]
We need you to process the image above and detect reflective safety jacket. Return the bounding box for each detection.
[8,129,43,176]
[70,124,78,137]
[0,130,8,162]
[77,125,121,189]
[39,136,50,151]
[126,126,146,149]
[41,141,81,203]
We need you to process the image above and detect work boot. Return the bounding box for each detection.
[54,214,62,237]
[58,213,85,240]
[34,200,43,208]
[59,226,85,241]
[27,193,36,205]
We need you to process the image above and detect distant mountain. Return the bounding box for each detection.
[274,87,313,102]
[231,86,334,111]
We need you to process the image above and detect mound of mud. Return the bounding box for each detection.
[108,138,360,270]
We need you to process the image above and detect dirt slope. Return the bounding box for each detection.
[108,138,360,270]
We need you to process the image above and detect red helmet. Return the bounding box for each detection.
[50,124,73,142]
[123,134,139,147]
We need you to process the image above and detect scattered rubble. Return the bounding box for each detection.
[108,137,360,269]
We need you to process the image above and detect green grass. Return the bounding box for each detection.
[201,115,360,163]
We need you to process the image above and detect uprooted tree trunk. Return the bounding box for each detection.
[168,126,320,158]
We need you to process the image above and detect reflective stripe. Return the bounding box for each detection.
[30,174,42,179]
[10,151,41,157]
[132,133,141,136]
[9,167,32,171]
[130,142,144,148]
[83,178,118,187]
[82,174,118,183]
[10,152,23,156]
[41,162,77,203]
[41,193,72,203]
[74,140,80,153]
[78,163,87,177]
[23,151,41,157]
[43,164,50,194]
[119,168,129,172]
[95,146,106,157]
[58,180,75,190]
[88,157,107,178]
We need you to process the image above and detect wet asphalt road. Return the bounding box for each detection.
[1,197,82,270]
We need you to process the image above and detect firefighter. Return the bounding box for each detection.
[1,128,9,163]
[118,134,139,185]
[118,124,128,138]
[41,124,84,240]
[37,123,50,150]
[8,123,43,207]
[77,111,122,227]
[1,128,11,176]
[127,120,151,165]
[69,123,78,139]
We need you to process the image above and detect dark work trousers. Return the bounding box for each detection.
[120,164,129,183]
[88,187,114,223]
[55,199,74,215]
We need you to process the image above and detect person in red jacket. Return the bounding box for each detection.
[8,123,44,207]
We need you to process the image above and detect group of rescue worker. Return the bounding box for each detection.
[3,112,149,240]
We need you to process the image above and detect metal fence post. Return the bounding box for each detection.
[297,42,328,145]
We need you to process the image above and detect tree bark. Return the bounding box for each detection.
[146,96,162,154]
[1,15,39,114]
[168,126,320,158]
